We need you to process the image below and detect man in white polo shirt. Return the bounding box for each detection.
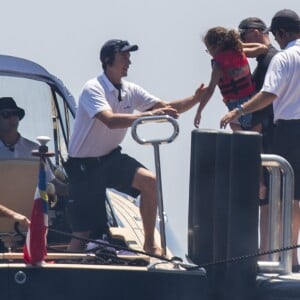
[66,39,205,255]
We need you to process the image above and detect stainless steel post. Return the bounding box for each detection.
[260,154,294,274]
[131,115,179,256]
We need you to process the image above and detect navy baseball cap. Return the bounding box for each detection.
[264,9,300,33]
[100,39,138,63]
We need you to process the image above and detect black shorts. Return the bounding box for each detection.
[252,104,273,133]
[273,120,300,200]
[64,147,145,232]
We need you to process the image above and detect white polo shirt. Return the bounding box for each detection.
[68,73,160,157]
[262,39,300,122]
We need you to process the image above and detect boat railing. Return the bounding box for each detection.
[131,115,179,257]
[258,154,294,274]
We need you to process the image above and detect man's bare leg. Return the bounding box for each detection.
[259,204,270,260]
[292,201,300,267]
[132,167,162,256]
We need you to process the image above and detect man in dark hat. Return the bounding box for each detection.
[0,97,68,251]
[0,96,67,193]
[221,9,300,270]
[238,16,278,159]
[0,97,36,235]
[238,17,279,255]
[0,97,35,156]
[238,17,278,99]
[66,39,205,254]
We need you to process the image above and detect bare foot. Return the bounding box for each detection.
[143,245,163,256]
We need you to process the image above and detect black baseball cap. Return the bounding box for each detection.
[238,17,267,32]
[264,9,300,33]
[100,39,138,63]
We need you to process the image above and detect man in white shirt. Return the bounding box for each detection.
[66,39,205,255]
[221,9,300,269]
[0,97,68,194]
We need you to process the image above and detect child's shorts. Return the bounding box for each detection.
[226,96,256,130]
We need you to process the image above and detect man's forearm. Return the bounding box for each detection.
[241,91,276,114]
[0,205,16,219]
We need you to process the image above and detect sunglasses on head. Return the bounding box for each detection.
[0,110,20,119]
[113,40,129,52]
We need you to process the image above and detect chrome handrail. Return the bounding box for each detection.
[131,115,179,256]
[131,115,179,145]
[259,154,294,274]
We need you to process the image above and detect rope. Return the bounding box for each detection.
[198,243,300,268]
[48,228,174,263]
[12,224,300,270]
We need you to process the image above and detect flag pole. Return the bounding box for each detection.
[23,136,54,265]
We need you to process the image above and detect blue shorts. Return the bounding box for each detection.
[226,96,254,130]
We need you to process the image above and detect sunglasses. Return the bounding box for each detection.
[238,28,248,35]
[239,28,252,39]
[0,110,20,119]
[114,40,129,51]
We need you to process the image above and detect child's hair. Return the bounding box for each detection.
[203,26,243,53]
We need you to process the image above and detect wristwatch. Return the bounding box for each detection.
[236,104,245,116]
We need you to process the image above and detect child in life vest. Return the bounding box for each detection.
[194,26,267,131]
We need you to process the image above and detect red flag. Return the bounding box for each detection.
[23,162,48,265]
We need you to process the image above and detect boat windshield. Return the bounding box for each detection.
[0,75,74,165]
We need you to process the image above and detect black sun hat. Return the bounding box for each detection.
[0,97,25,120]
